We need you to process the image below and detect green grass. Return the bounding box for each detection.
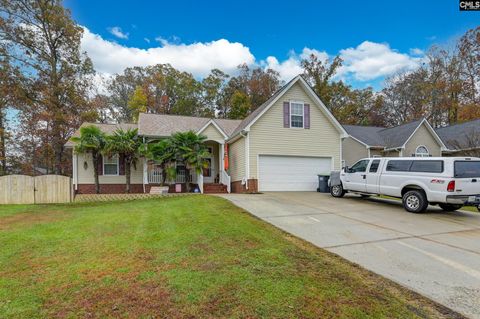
[0,196,459,318]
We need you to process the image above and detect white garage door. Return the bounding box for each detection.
[258,155,332,191]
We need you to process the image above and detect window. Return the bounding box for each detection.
[454,161,480,178]
[369,160,381,173]
[410,160,443,173]
[290,102,304,128]
[349,160,369,173]
[386,160,413,172]
[103,154,119,175]
[415,145,429,157]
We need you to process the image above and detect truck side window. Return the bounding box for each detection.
[386,160,413,172]
[350,160,369,173]
[369,160,380,173]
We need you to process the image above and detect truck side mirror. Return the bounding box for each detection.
[344,166,350,173]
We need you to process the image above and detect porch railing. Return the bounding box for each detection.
[220,170,231,193]
[148,167,198,184]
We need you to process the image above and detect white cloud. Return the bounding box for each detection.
[409,48,424,56]
[81,27,255,77]
[338,41,421,81]
[81,27,422,85]
[108,26,129,39]
[262,48,328,81]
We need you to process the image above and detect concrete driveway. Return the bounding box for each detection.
[219,192,480,319]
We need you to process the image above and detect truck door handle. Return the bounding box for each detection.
[362,174,366,179]
[472,179,477,183]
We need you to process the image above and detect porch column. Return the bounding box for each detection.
[220,143,224,174]
[197,172,204,193]
[143,158,148,193]
[72,152,77,191]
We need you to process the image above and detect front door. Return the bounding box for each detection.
[203,147,214,183]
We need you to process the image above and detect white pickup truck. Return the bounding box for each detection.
[330,157,480,213]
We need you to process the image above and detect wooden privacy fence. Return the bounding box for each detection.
[0,175,72,204]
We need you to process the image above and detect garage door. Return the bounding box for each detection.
[258,155,332,191]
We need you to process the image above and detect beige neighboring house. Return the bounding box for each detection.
[66,75,347,194]
[342,119,448,166]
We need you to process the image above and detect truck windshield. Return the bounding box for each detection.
[454,161,480,178]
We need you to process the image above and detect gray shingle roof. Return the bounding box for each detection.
[436,119,480,150]
[137,113,241,138]
[343,125,385,147]
[379,119,423,148]
[344,119,425,149]
[65,122,138,147]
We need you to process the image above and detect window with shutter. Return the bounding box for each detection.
[103,154,119,175]
[290,102,304,128]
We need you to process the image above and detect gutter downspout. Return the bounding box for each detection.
[240,130,249,190]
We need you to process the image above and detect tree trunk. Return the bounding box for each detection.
[125,161,131,193]
[92,152,100,194]
[0,115,6,176]
[54,137,64,175]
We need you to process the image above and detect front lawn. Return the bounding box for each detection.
[0,196,460,318]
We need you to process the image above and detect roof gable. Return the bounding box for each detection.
[344,118,446,150]
[229,75,347,139]
[436,119,480,150]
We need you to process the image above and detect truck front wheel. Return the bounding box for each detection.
[402,190,428,213]
[331,184,345,198]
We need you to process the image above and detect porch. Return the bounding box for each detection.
[142,140,230,194]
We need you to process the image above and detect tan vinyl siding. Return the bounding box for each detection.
[228,137,245,182]
[200,123,225,142]
[383,150,400,157]
[77,153,144,184]
[404,123,442,157]
[248,82,341,178]
[369,149,383,157]
[342,137,368,166]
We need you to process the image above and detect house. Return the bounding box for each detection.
[342,119,447,166]
[66,75,347,194]
[436,119,480,157]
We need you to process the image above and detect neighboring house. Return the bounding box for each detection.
[436,119,480,157]
[342,119,447,166]
[66,75,347,194]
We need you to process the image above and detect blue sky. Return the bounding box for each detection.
[64,0,478,89]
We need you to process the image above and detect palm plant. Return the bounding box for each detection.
[171,131,210,191]
[71,125,106,194]
[143,138,177,185]
[105,128,142,193]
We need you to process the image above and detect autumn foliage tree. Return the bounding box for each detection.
[0,0,96,174]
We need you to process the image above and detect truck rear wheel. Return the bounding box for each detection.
[402,190,428,213]
[330,184,345,198]
[439,203,463,212]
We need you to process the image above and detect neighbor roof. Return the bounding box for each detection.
[65,122,138,147]
[344,119,428,149]
[436,119,480,150]
[137,113,241,138]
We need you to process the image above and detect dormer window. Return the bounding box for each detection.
[290,102,304,128]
